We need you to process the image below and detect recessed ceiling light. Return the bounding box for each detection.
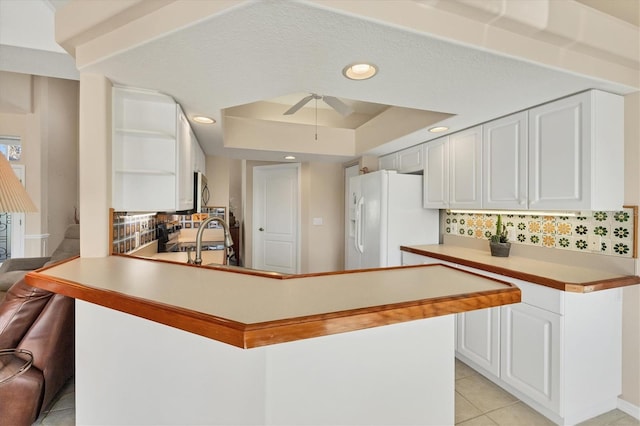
[429,126,449,133]
[193,116,215,124]
[342,63,377,80]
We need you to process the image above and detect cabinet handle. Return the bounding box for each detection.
[259,227,264,232]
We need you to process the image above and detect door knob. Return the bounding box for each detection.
[259,227,264,231]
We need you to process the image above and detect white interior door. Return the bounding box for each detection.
[10,165,26,258]
[253,164,300,274]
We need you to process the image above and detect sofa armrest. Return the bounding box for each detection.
[0,257,51,274]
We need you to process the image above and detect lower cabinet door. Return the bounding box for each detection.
[500,303,561,414]
[457,307,500,376]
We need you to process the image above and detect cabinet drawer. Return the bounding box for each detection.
[511,278,564,315]
[454,265,563,315]
[401,252,458,268]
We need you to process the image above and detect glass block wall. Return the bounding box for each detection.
[443,207,637,258]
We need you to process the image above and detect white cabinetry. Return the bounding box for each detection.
[397,145,424,173]
[193,139,206,174]
[449,126,482,209]
[422,90,623,212]
[422,137,449,208]
[378,145,424,174]
[501,301,561,413]
[422,129,481,210]
[528,90,623,211]
[483,112,528,210]
[378,152,398,171]
[176,107,194,211]
[457,307,501,377]
[112,87,178,212]
[400,250,623,425]
[113,87,200,212]
[401,251,458,268]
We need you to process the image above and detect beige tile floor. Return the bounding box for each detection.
[31,361,640,425]
[455,359,640,426]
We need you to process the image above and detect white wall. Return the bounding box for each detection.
[0,72,79,256]
[45,77,79,250]
[622,92,640,408]
[78,73,111,257]
[304,162,345,272]
[243,160,345,273]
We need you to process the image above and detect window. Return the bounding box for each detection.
[0,136,21,161]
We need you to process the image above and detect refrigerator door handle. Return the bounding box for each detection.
[355,196,365,254]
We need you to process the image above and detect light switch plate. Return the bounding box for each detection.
[312,217,323,226]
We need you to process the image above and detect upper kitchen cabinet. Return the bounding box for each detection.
[483,112,528,210]
[112,86,201,212]
[378,145,424,174]
[177,107,194,212]
[112,87,178,212]
[449,126,482,209]
[397,144,424,174]
[193,137,206,174]
[528,90,623,211]
[378,152,398,171]
[423,136,449,209]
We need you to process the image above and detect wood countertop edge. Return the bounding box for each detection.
[243,289,520,348]
[400,246,640,293]
[24,261,521,349]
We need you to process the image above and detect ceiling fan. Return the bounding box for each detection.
[283,93,354,117]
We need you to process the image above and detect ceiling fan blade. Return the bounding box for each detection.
[283,95,315,115]
[322,96,354,117]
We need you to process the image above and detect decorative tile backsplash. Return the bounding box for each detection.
[443,207,637,258]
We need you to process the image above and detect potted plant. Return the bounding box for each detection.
[489,214,511,257]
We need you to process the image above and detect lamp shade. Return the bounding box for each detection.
[0,155,37,213]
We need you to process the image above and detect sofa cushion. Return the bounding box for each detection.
[47,224,80,265]
[0,279,52,350]
[0,270,28,292]
[19,293,75,410]
[0,367,44,425]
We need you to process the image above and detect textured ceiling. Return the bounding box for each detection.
[82,0,639,162]
[4,0,639,162]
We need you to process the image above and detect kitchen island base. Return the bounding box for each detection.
[76,300,455,425]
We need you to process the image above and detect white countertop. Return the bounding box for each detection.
[403,236,640,292]
[27,252,522,347]
[35,256,513,324]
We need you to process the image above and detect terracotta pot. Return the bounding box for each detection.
[489,241,511,257]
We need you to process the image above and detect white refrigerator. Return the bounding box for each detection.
[346,170,439,270]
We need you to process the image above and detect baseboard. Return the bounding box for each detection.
[618,397,640,420]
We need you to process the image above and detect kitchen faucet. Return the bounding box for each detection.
[192,216,234,266]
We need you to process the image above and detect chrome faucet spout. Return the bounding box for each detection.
[194,216,234,266]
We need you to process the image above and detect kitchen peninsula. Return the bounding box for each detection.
[27,255,519,425]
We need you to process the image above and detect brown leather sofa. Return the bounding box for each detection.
[0,279,74,425]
